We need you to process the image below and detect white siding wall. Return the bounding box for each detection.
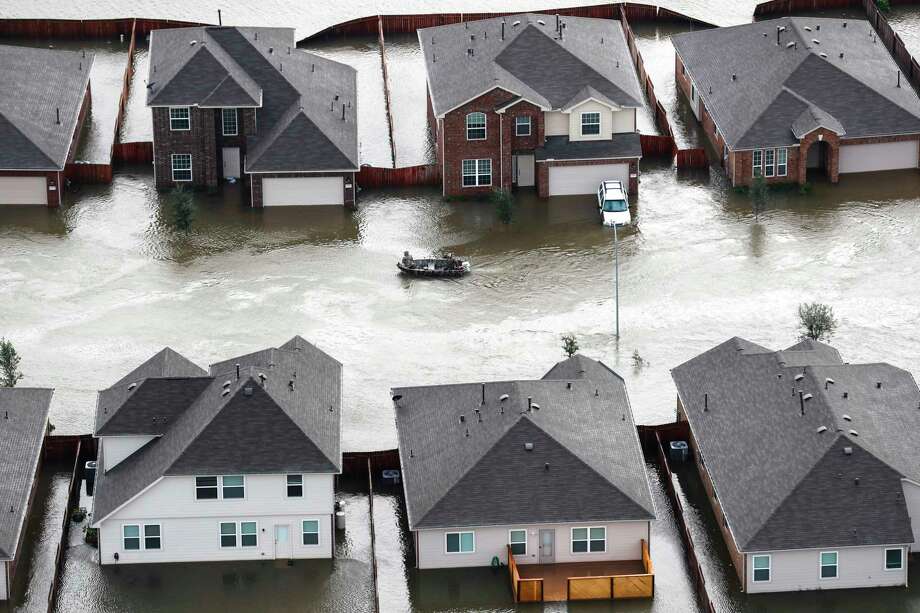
[416,521,648,570]
[569,100,612,142]
[544,111,569,136]
[611,109,635,134]
[101,436,156,472]
[98,473,334,565]
[746,545,908,593]
[902,479,920,549]
[1,560,7,601]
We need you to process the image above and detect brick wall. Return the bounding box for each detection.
[152,106,218,190]
[250,171,355,207]
[536,158,639,198]
[730,146,801,187]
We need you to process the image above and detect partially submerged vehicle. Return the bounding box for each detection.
[597,180,631,227]
[397,251,471,278]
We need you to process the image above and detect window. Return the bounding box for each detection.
[196,476,218,500]
[581,112,601,136]
[752,149,763,178]
[776,147,787,177]
[123,525,140,550]
[241,521,258,547]
[466,112,486,140]
[461,159,491,187]
[764,148,775,178]
[509,529,527,556]
[144,524,161,550]
[752,554,771,582]
[571,527,606,553]
[169,107,190,131]
[886,548,904,571]
[445,531,475,554]
[220,522,238,548]
[287,474,304,498]
[302,520,320,546]
[222,108,238,136]
[515,115,531,136]
[171,154,192,182]
[222,475,244,499]
[820,551,838,579]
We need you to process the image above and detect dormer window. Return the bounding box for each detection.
[515,116,531,136]
[581,112,601,136]
[169,107,190,131]
[466,112,486,140]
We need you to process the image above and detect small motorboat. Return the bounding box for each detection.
[397,251,471,278]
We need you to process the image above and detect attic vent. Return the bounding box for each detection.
[513,20,521,27]
[128,383,137,391]
[499,394,509,402]
[812,39,820,45]
[817,426,827,433]
[803,393,813,401]
[804,26,812,32]
[524,442,534,451]
[189,40,198,46]
[819,52,827,58]
[794,373,804,382]
[221,389,230,397]
[530,403,541,411]
[843,446,853,455]
[786,41,795,48]
[223,380,232,388]
[842,414,852,421]
[537,20,546,25]
[849,430,859,436]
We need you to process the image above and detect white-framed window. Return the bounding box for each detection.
[885,547,904,571]
[581,112,601,136]
[752,554,771,582]
[466,112,486,140]
[752,149,763,178]
[764,148,775,178]
[776,147,787,177]
[220,522,238,548]
[222,108,238,136]
[515,115,531,136]
[241,521,258,547]
[144,524,162,550]
[445,531,475,554]
[820,551,838,579]
[195,476,218,500]
[461,159,491,187]
[169,107,190,131]
[509,529,527,556]
[222,475,244,499]
[123,524,141,550]
[287,474,304,498]
[571,526,606,553]
[171,154,192,182]
[302,520,320,546]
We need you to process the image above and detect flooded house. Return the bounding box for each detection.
[0,388,53,601]
[146,26,359,207]
[0,45,93,206]
[419,14,644,199]
[90,336,341,565]
[393,355,655,602]
[672,18,920,187]
[671,338,920,593]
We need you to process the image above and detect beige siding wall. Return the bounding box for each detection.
[544,111,569,136]
[746,545,908,593]
[611,109,636,134]
[416,520,648,569]
[1,560,7,601]
[568,100,612,142]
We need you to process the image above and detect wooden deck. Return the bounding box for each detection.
[517,560,646,602]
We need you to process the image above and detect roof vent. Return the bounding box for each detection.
[530,403,541,411]
[843,414,852,421]
[243,386,253,397]
[190,40,198,46]
[803,393,813,401]
[524,442,534,451]
[786,41,796,48]
[289,380,295,390]
[269,47,274,54]
[459,415,466,424]
[566,382,572,390]
[850,430,859,436]
[221,389,230,397]
[844,446,853,455]
[839,52,844,59]
[127,382,137,391]
[258,372,266,384]
[877,381,883,389]
[537,19,546,25]
[499,394,509,402]
[819,52,827,58]
[843,391,849,399]
[513,20,521,27]
[804,26,812,32]
[843,21,847,27]
[825,378,835,389]
[816,24,820,31]
[812,39,820,45]
[223,380,231,388]
[794,373,804,382]
[817,426,827,433]
[731,73,737,81]
[544,462,550,471]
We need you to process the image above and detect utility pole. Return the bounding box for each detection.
[614,223,619,338]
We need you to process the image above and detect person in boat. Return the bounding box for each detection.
[401,251,414,268]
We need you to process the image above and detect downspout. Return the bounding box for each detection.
[440,118,446,197]
[500,115,503,190]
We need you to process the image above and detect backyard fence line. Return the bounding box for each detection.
[366,458,381,613]
[64,162,113,184]
[112,141,154,165]
[0,17,205,38]
[675,148,708,168]
[377,17,398,167]
[356,164,441,188]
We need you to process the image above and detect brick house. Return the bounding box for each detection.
[672,18,920,187]
[147,27,359,207]
[0,45,93,207]
[420,14,644,199]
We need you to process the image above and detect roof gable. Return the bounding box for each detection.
[246,109,356,172]
[96,377,214,436]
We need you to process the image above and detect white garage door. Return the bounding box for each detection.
[0,176,47,205]
[262,176,344,206]
[548,163,630,196]
[839,140,919,174]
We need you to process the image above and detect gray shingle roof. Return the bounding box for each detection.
[535,133,642,161]
[0,388,52,561]
[0,45,93,170]
[671,337,920,552]
[92,336,341,524]
[420,14,644,117]
[394,355,655,530]
[671,18,920,150]
[147,27,358,172]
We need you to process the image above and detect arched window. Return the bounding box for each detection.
[466,112,486,140]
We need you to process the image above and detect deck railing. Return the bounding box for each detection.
[566,539,655,600]
[507,545,544,602]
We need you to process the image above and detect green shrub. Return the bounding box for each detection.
[84,526,99,547]
[168,185,196,233]
[491,188,515,224]
[877,0,891,12]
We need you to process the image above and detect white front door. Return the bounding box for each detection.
[274,524,292,559]
[222,147,240,178]
[515,154,535,187]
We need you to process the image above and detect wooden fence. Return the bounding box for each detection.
[357,164,441,188]
[64,162,113,184]
[113,141,154,164]
[507,545,544,602]
[641,135,677,157]
[567,539,654,600]
[377,17,398,167]
[676,148,708,168]
[0,17,205,38]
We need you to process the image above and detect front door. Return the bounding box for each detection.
[274,524,292,559]
[515,154,535,187]
[539,529,555,564]
[222,147,240,178]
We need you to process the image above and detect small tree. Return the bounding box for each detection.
[750,176,768,220]
[877,0,891,12]
[561,333,579,358]
[168,185,196,233]
[491,188,514,224]
[797,302,838,341]
[0,338,23,387]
